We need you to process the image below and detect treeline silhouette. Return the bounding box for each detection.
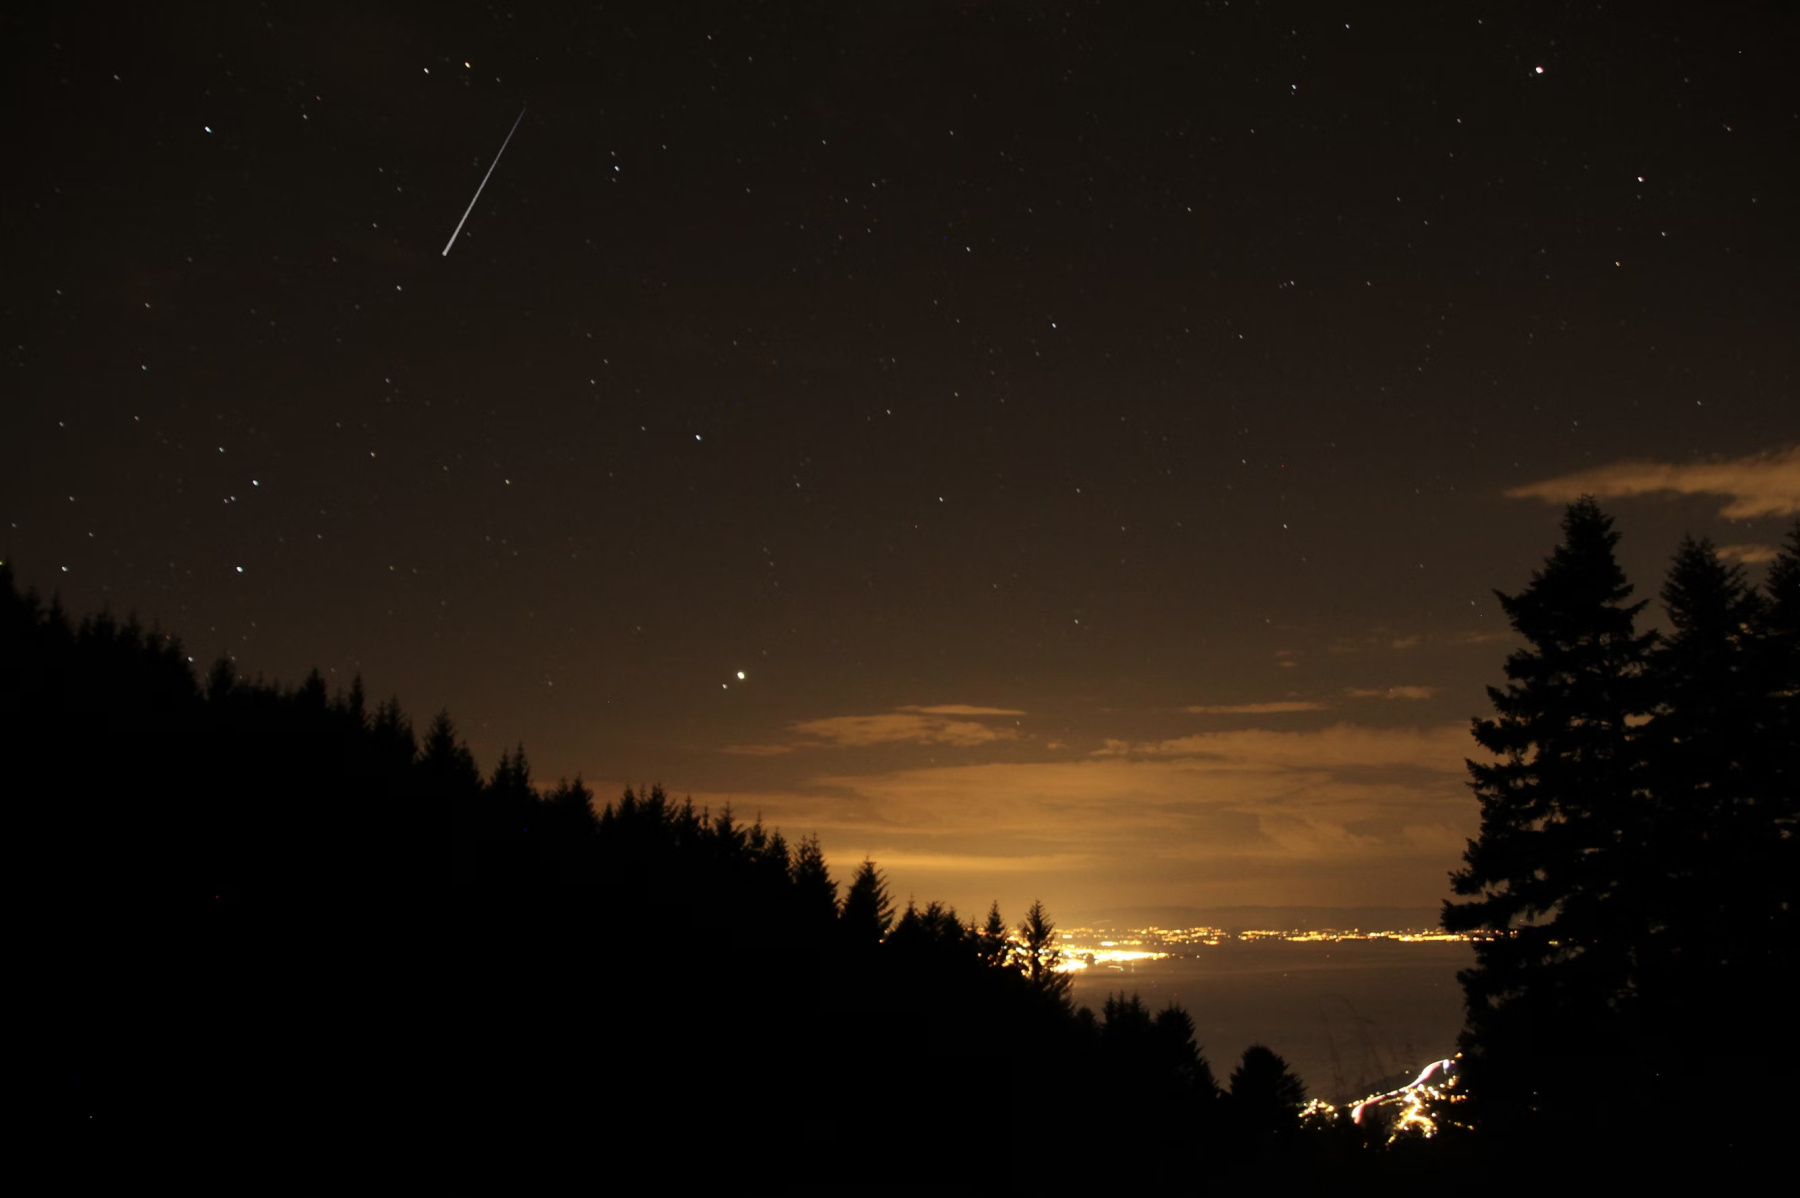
[1445,505,1800,1166]
[21,499,1790,1182]
[8,561,1347,1186]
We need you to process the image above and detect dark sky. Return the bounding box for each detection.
[6,1,1795,923]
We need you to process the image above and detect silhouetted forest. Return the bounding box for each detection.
[12,508,1798,1184]
[5,560,1330,1185]
[1444,506,1800,1167]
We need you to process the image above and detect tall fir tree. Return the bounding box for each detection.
[1748,522,1800,1018]
[840,858,895,944]
[1761,521,1800,841]
[977,900,1011,969]
[1226,1045,1307,1141]
[1017,899,1071,1006]
[1639,537,1768,1004]
[1442,497,1655,1124]
[789,833,839,931]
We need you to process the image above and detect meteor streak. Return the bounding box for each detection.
[442,106,526,257]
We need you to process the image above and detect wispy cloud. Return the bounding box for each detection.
[701,720,1482,913]
[721,742,796,757]
[726,704,1024,754]
[794,712,1019,748]
[1718,543,1779,565]
[850,850,1091,874]
[1333,630,1507,655]
[1345,685,1438,701]
[1506,445,1800,518]
[1184,701,1328,714]
[1092,722,1470,768]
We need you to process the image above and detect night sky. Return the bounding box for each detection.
[6,2,1795,924]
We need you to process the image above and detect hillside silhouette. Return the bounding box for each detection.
[12,508,1798,1183]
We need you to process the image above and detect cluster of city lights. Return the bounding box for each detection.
[1054,946,1169,973]
[1304,1057,1468,1142]
[1042,923,1480,974]
[1058,924,1482,950]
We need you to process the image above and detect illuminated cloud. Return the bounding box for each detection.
[853,850,1091,874]
[794,712,1018,748]
[1718,543,1778,565]
[1184,701,1328,714]
[697,720,1482,915]
[1091,722,1470,768]
[1506,445,1800,518]
[728,705,1025,754]
[1333,630,1505,654]
[712,715,1481,912]
[721,742,796,757]
[1346,686,1438,701]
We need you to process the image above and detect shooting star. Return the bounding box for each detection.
[442,106,526,257]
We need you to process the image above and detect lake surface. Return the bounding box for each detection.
[1066,939,1472,1104]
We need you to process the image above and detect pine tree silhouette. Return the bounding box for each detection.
[1643,539,1768,987]
[1018,899,1071,1006]
[977,900,1010,969]
[840,858,894,943]
[1228,1044,1308,1141]
[1443,498,1655,1127]
[1761,521,1800,852]
[789,833,838,931]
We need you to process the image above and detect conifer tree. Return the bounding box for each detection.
[541,776,597,882]
[1761,521,1800,838]
[1227,1045,1307,1138]
[1101,992,1154,1045]
[420,711,481,793]
[546,776,597,834]
[1640,537,1767,998]
[840,858,894,943]
[488,744,536,827]
[789,834,838,928]
[371,697,416,764]
[1746,522,1800,1013]
[1443,497,1654,1117]
[1018,899,1071,1005]
[1153,1005,1218,1100]
[205,656,237,705]
[977,900,1010,969]
[750,821,791,893]
[343,675,368,728]
[710,803,746,859]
